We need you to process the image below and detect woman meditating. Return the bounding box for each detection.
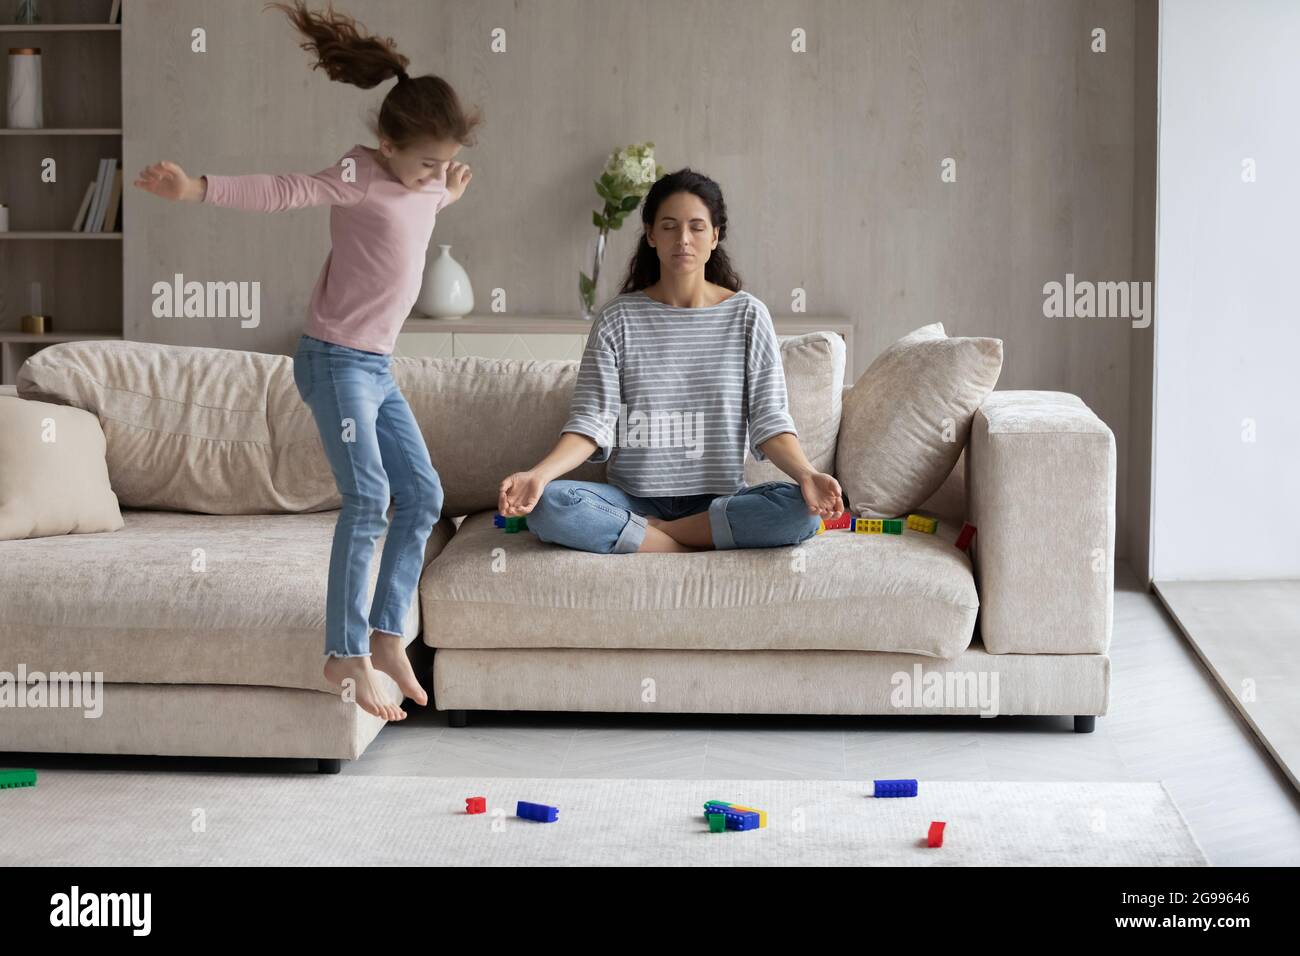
[497,168,844,553]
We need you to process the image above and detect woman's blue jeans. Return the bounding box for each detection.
[526,479,822,553]
[293,334,443,658]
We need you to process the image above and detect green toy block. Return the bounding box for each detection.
[707,812,727,833]
[0,769,36,789]
[882,519,903,535]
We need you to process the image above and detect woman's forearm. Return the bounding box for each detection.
[533,432,601,482]
[757,432,816,481]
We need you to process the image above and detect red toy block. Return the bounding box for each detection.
[954,522,977,551]
[465,796,486,814]
[822,512,854,532]
[928,821,946,847]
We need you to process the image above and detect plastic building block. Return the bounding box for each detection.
[516,800,559,823]
[927,821,946,848]
[955,521,977,551]
[707,812,727,833]
[906,514,938,534]
[493,513,529,533]
[815,518,826,535]
[822,512,854,532]
[465,796,486,814]
[872,778,918,798]
[853,518,884,534]
[882,518,903,535]
[0,769,36,789]
[704,799,767,829]
[702,800,761,831]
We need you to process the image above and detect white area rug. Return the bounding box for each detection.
[0,773,1207,866]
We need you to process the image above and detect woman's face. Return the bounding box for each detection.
[646,191,719,277]
[379,136,462,191]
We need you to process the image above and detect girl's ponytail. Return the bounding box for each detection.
[268,0,407,89]
[268,1,482,149]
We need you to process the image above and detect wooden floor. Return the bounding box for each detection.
[1154,580,1300,793]
[10,564,1299,865]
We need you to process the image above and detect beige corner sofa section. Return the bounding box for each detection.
[1,328,1116,773]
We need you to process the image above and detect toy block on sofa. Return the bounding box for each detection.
[882,518,903,535]
[465,796,486,814]
[872,778,918,798]
[927,821,946,848]
[906,514,938,534]
[822,512,854,532]
[493,513,529,533]
[516,800,559,822]
[853,518,884,534]
[954,521,977,551]
[0,769,36,789]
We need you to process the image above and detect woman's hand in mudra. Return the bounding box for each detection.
[799,471,844,519]
[499,470,547,517]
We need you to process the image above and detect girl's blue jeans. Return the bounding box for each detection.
[526,479,822,553]
[293,334,443,658]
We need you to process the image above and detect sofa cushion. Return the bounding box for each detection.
[1,394,124,540]
[837,323,1002,517]
[744,331,845,485]
[0,508,456,693]
[16,341,338,514]
[420,511,978,658]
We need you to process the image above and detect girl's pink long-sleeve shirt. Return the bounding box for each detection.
[202,144,452,354]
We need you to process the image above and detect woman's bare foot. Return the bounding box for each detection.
[639,520,698,552]
[369,631,429,707]
[646,514,714,549]
[323,655,407,721]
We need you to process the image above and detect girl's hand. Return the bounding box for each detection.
[134,161,205,202]
[499,469,546,517]
[799,471,844,519]
[444,160,473,202]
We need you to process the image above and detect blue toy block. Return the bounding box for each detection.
[516,800,559,823]
[873,778,918,798]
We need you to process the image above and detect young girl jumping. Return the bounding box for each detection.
[133,1,480,722]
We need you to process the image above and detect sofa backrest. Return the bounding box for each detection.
[15,331,845,517]
[17,340,338,514]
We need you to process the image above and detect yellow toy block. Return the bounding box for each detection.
[906,514,938,534]
[853,518,884,534]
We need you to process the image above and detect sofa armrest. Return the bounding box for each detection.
[967,391,1115,655]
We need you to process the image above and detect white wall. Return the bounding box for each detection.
[1153,0,1300,579]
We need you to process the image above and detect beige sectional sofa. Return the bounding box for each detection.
[0,331,1115,772]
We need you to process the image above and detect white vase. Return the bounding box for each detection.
[7,47,42,129]
[415,244,474,319]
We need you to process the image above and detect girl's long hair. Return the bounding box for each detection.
[268,1,482,148]
[618,168,742,294]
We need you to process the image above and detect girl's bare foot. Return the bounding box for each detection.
[369,631,429,707]
[323,655,407,721]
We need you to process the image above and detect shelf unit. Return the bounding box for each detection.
[0,1,123,385]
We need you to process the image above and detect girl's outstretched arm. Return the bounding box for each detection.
[133,155,367,211]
